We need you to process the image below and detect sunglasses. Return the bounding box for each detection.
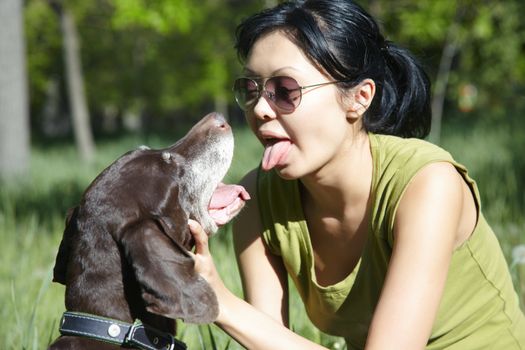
[233,76,346,114]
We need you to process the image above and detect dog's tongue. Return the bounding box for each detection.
[208,183,250,225]
[262,140,292,171]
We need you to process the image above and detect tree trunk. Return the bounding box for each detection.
[429,23,459,144]
[60,6,96,163]
[0,0,31,180]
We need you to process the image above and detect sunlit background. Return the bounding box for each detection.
[0,0,524,349]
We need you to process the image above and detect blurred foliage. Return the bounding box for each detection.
[374,0,525,116]
[25,0,62,115]
[25,0,265,139]
[24,0,525,140]
[111,0,200,34]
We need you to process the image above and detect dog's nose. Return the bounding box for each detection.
[207,112,229,131]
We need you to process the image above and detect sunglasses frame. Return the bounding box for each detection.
[233,76,346,114]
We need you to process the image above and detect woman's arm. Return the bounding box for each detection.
[189,169,327,349]
[233,169,289,325]
[365,162,475,350]
[189,220,327,350]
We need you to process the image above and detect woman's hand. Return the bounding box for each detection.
[187,220,327,349]
[187,220,229,311]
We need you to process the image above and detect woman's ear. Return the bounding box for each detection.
[346,79,376,120]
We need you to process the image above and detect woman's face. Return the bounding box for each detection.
[243,30,356,179]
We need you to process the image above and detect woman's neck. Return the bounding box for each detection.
[300,131,373,218]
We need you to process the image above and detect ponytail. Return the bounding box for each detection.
[235,0,432,139]
[366,42,431,138]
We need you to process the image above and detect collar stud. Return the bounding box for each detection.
[108,323,121,338]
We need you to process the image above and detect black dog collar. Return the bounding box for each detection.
[59,311,187,350]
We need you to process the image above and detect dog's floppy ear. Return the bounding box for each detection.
[53,207,79,284]
[120,219,219,323]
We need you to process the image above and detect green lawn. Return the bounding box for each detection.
[1,120,523,349]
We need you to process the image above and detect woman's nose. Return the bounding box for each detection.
[252,93,277,120]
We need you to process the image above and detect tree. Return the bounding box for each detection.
[107,0,265,121]
[50,0,96,163]
[0,0,31,180]
[25,0,267,134]
[23,0,524,140]
[374,0,525,142]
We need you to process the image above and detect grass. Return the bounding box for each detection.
[1,118,524,349]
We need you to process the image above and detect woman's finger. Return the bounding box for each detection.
[188,219,210,255]
[187,219,220,288]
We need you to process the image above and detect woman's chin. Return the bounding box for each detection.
[275,165,301,180]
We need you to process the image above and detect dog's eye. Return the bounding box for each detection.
[162,152,172,163]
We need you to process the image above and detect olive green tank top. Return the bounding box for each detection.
[257,133,525,349]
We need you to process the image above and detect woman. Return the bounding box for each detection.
[189,1,525,349]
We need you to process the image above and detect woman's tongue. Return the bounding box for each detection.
[262,140,292,171]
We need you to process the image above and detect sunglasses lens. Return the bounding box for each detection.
[233,76,303,113]
[233,78,259,110]
[266,76,301,112]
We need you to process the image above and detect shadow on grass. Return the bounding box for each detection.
[1,179,87,231]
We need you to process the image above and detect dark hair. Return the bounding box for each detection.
[235,0,431,139]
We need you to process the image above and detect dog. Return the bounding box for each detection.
[48,112,249,349]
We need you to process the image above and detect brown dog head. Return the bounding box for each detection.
[53,112,249,325]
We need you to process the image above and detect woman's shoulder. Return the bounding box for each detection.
[239,167,301,220]
[236,167,302,257]
[368,133,471,241]
[234,168,263,240]
[236,168,262,223]
[370,132,449,153]
[369,132,454,170]
[238,167,259,195]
